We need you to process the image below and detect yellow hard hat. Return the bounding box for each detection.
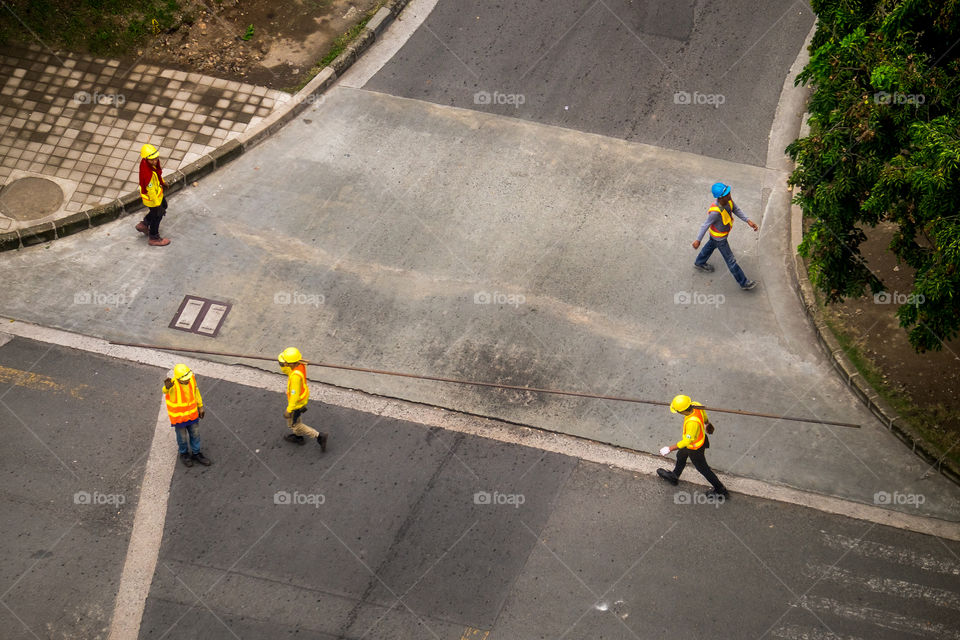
[140,143,159,159]
[670,394,692,413]
[278,347,302,365]
[173,363,192,381]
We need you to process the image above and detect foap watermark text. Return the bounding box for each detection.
[674,291,725,308]
[274,291,325,307]
[274,490,326,508]
[474,491,525,508]
[674,91,725,108]
[474,90,526,108]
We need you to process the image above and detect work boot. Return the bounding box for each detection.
[740,280,758,290]
[656,468,679,485]
[317,432,328,452]
[192,452,212,466]
[706,487,729,499]
[693,262,715,272]
[135,222,149,234]
[148,236,170,247]
[180,452,194,467]
[284,433,306,445]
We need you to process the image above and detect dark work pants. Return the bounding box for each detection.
[672,437,726,491]
[143,197,168,237]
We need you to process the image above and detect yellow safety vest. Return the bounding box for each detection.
[165,378,201,424]
[708,201,734,238]
[287,364,310,411]
[676,403,708,450]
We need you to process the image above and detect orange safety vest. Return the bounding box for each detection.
[680,403,708,450]
[287,364,310,410]
[708,201,734,238]
[166,378,200,424]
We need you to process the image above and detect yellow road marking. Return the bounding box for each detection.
[0,365,89,399]
[460,628,490,640]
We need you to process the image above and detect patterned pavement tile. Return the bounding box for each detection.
[0,44,290,229]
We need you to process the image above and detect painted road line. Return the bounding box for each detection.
[107,405,177,640]
[820,531,960,575]
[795,595,960,639]
[773,623,865,640]
[2,318,960,542]
[0,363,89,398]
[803,563,960,609]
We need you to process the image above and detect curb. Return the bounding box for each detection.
[0,0,412,252]
[790,204,960,488]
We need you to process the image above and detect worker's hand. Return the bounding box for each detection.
[692,240,701,249]
[198,408,205,419]
[659,446,671,457]
[283,411,291,419]
[164,378,173,389]
[748,220,759,232]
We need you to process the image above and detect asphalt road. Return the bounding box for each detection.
[365,0,814,166]
[1,335,958,639]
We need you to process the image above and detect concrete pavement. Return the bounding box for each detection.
[0,82,955,520]
[1,334,958,639]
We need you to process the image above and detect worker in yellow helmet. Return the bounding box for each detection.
[163,364,211,467]
[278,347,327,451]
[656,394,728,498]
[135,143,171,246]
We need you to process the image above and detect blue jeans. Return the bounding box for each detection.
[695,236,749,287]
[174,420,201,455]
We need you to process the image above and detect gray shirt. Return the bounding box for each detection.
[696,201,749,242]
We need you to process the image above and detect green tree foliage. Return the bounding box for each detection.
[788,0,960,351]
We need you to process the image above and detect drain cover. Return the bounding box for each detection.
[169,296,231,337]
[0,177,64,220]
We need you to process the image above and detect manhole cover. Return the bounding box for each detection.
[169,295,232,338]
[0,177,64,221]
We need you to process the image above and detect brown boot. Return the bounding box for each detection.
[135,222,149,234]
[148,236,170,246]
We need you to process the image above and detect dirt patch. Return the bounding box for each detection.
[818,221,960,455]
[132,0,382,89]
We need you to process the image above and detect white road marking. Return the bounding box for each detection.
[795,595,960,639]
[820,532,960,575]
[772,623,864,640]
[2,319,960,544]
[337,0,442,90]
[803,563,960,609]
[107,405,177,640]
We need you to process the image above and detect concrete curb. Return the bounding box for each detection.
[0,0,413,252]
[789,185,960,489]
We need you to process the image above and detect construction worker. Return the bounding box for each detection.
[657,394,728,498]
[135,143,170,247]
[278,347,328,451]
[163,364,212,467]
[692,182,758,290]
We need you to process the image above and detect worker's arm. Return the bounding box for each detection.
[732,203,759,231]
[692,212,719,247]
[285,376,302,414]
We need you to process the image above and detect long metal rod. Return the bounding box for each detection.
[109,341,861,428]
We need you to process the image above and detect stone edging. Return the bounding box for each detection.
[0,0,412,253]
[789,202,960,487]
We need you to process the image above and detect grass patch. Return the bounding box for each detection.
[286,1,385,93]
[817,294,960,470]
[0,0,181,56]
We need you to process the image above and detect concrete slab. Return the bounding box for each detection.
[0,87,955,521]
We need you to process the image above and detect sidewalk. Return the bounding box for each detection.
[0,43,286,230]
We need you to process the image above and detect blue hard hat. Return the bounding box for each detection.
[711,182,731,198]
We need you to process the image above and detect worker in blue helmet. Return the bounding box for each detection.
[692,182,759,290]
